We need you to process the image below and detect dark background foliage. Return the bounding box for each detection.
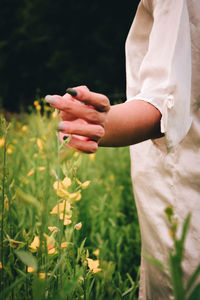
[0,0,139,111]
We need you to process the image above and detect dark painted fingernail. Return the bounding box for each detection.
[63,135,69,140]
[66,88,78,97]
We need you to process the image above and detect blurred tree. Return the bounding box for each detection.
[0,0,139,111]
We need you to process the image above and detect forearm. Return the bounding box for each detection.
[99,100,163,147]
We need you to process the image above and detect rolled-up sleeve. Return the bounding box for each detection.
[126,0,192,150]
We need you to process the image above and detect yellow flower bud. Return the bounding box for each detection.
[74,222,82,230]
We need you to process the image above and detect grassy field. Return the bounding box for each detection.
[0,100,141,300]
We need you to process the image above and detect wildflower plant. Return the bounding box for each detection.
[145,207,200,300]
[0,102,140,300]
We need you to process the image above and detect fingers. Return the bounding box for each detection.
[45,86,110,113]
[45,94,106,125]
[45,86,109,153]
[59,132,98,154]
[58,120,105,141]
[66,85,110,112]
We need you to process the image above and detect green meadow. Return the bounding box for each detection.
[1,100,199,300]
[0,100,141,300]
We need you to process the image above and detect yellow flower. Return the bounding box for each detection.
[93,249,100,257]
[43,233,57,255]
[0,137,5,148]
[4,197,9,211]
[29,236,40,250]
[48,248,57,255]
[36,105,41,111]
[53,177,72,197]
[68,191,81,201]
[27,169,34,177]
[44,233,55,246]
[48,226,59,233]
[89,153,95,161]
[57,188,70,197]
[39,273,46,279]
[27,266,35,273]
[74,222,82,230]
[37,138,44,151]
[21,125,28,132]
[38,166,46,171]
[50,200,71,215]
[81,181,90,189]
[87,258,101,273]
[73,152,79,158]
[33,100,39,106]
[0,262,2,269]
[61,242,69,249]
[63,218,72,225]
[44,105,51,111]
[62,177,72,188]
[59,211,72,220]
[75,193,82,201]
[7,147,13,154]
[169,228,174,239]
[53,178,71,190]
[76,178,90,189]
[58,212,72,225]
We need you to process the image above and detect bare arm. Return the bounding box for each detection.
[99,100,162,147]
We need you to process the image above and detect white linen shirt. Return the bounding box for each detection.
[125,0,200,299]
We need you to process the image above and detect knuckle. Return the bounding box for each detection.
[96,126,105,138]
[88,110,99,123]
[101,97,109,108]
[60,111,65,118]
[63,101,72,113]
[80,85,89,90]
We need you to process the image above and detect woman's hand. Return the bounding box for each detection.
[45,85,110,153]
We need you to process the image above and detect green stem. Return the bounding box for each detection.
[44,160,50,291]
[56,132,62,287]
[73,230,76,277]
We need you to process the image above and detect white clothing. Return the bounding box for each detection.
[125,0,200,299]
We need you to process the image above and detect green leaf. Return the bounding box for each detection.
[15,250,38,271]
[169,253,185,300]
[178,213,191,260]
[88,277,95,297]
[187,283,200,300]
[76,238,86,263]
[186,265,200,295]
[143,253,165,270]
[15,187,41,209]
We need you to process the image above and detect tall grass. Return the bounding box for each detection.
[0,100,141,300]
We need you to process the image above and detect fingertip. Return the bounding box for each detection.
[45,94,61,105]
